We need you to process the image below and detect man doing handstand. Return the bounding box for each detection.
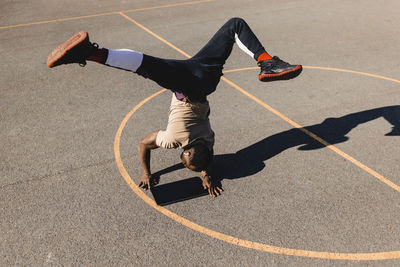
[47,17,302,197]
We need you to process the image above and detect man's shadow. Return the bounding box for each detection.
[154,105,400,181]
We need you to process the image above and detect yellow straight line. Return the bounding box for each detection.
[220,75,400,193]
[119,12,192,59]
[223,66,400,192]
[0,11,118,30]
[122,0,212,14]
[118,12,192,58]
[0,0,212,30]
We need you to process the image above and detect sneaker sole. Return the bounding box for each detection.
[259,64,303,82]
[47,31,88,68]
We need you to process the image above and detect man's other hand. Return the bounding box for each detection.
[139,173,158,190]
[202,175,223,198]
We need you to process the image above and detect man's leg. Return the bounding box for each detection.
[47,32,211,101]
[192,17,268,64]
[192,17,302,82]
[103,51,211,101]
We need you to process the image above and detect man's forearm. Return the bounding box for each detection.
[139,144,152,175]
[139,130,160,175]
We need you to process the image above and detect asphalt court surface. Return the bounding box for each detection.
[1,0,400,266]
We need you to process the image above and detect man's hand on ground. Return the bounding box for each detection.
[138,173,158,190]
[202,175,223,198]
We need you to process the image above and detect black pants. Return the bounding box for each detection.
[136,18,266,101]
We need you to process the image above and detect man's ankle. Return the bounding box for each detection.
[87,48,108,64]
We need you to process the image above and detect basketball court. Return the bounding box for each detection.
[1,0,400,265]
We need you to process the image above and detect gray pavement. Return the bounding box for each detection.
[1,0,400,266]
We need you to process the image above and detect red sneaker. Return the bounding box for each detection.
[47,31,98,68]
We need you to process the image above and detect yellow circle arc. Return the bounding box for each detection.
[114,66,400,261]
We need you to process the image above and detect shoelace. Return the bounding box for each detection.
[257,57,291,68]
[273,57,291,67]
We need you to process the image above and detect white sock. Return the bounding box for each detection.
[105,49,143,72]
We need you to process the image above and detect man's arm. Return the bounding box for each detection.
[138,130,160,190]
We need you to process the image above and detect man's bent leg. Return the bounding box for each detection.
[192,17,302,82]
[192,17,268,64]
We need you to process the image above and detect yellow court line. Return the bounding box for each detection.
[0,11,118,30]
[114,13,400,260]
[122,0,212,14]
[0,0,212,30]
[118,12,191,58]
[222,67,400,193]
[220,74,400,193]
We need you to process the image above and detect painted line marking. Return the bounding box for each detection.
[118,12,191,59]
[220,72,400,193]
[0,0,212,30]
[114,14,400,260]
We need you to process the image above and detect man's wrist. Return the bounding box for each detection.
[202,173,211,180]
[142,172,152,177]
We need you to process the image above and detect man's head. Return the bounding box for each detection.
[180,143,213,172]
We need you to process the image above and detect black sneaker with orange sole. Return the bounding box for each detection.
[47,31,98,68]
[258,56,302,82]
